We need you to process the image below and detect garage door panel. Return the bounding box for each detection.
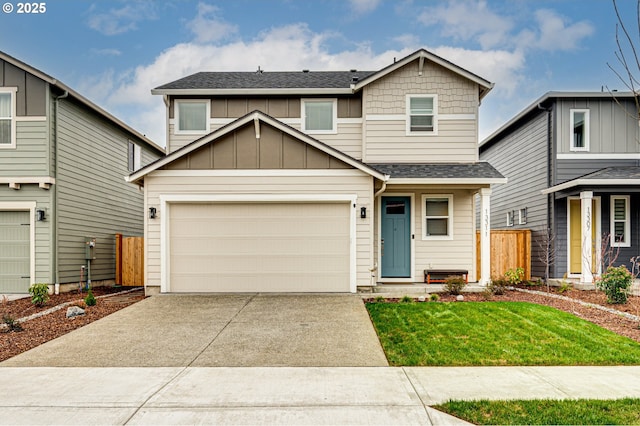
[169,202,351,293]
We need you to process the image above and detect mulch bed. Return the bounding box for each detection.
[0,287,145,363]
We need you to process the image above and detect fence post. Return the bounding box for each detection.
[115,233,122,285]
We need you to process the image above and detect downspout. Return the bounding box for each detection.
[369,175,389,286]
[53,90,68,293]
[538,102,553,280]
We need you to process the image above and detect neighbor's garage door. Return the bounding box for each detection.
[169,202,351,292]
[0,211,30,293]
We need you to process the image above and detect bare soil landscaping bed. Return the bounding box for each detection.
[1,287,145,363]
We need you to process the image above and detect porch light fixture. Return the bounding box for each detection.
[149,207,157,219]
[360,206,367,219]
[35,209,46,221]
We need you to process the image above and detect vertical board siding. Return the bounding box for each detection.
[55,99,161,284]
[145,174,373,287]
[480,110,549,278]
[556,98,640,155]
[0,121,49,177]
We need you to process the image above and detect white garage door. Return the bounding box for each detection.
[0,211,31,293]
[168,202,351,292]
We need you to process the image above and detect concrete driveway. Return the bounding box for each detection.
[1,294,388,367]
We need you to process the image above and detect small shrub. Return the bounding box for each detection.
[429,293,440,302]
[481,288,493,301]
[84,288,97,307]
[557,280,572,294]
[29,283,50,307]
[597,265,632,304]
[444,275,466,295]
[488,276,508,295]
[504,267,525,285]
[373,296,385,303]
[2,315,22,332]
[400,295,413,303]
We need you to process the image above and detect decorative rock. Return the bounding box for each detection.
[456,295,464,302]
[417,296,426,302]
[66,306,85,318]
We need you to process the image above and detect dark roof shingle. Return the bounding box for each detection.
[370,163,504,179]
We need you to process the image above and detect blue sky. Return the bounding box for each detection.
[0,0,631,146]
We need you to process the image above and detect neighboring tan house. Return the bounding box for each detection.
[128,49,505,295]
[480,91,640,285]
[0,51,164,294]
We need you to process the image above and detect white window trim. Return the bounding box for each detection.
[0,87,17,149]
[128,141,142,172]
[301,98,337,134]
[174,99,210,135]
[406,94,438,136]
[518,208,527,225]
[421,194,453,240]
[506,211,514,227]
[611,195,630,247]
[569,109,589,152]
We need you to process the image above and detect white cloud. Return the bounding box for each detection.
[527,9,594,52]
[87,1,157,36]
[187,3,238,43]
[418,0,513,50]
[349,0,382,14]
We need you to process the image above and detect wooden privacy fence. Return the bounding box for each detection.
[115,233,144,286]
[476,229,531,280]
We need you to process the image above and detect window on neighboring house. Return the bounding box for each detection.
[506,211,515,227]
[422,194,453,239]
[175,100,209,134]
[611,196,630,247]
[302,99,337,133]
[518,208,527,225]
[407,95,437,135]
[0,89,16,148]
[570,109,589,151]
[128,141,141,172]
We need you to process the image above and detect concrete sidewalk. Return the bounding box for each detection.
[1,366,640,425]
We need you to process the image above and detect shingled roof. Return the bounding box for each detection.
[154,71,376,91]
[371,163,505,182]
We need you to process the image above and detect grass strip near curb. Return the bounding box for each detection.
[434,398,640,425]
[366,301,640,366]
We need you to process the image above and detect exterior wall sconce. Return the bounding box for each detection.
[149,207,157,219]
[360,206,367,219]
[36,209,46,221]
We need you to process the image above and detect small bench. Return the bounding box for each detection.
[424,269,469,284]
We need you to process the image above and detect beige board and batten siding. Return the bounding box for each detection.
[362,59,479,163]
[376,187,478,282]
[55,98,161,284]
[145,173,373,292]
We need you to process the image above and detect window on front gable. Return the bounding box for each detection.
[570,109,589,151]
[407,95,437,135]
[422,194,453,239]
[302,99,337,134]
[611,196,630,247]
[175,100,209,134]
[0,89,16,148]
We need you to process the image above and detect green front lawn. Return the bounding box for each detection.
[434,398,640,425]
[366,301,640,366]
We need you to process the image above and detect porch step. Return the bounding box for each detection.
[358,283,486,298]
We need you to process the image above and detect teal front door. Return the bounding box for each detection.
[381,197,411,278]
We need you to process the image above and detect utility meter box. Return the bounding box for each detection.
[84,237,96,260]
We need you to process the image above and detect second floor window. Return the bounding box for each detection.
[407,95,437,134]
[302,99,336,134]
[176,100,209,134]
[0,90,14,147]
[570,109,589,151]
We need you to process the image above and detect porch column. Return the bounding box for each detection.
[580,191,593,284]
[479,188,492,286]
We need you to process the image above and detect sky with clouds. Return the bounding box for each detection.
[0,0,632,146]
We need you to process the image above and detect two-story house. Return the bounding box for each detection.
[128,49,505,295]
[0,51,164,294]
[480,91,640,285]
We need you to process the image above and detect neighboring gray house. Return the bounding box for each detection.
[480,91,640,284]
[0,51,164,294]
[128,49,505,295]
